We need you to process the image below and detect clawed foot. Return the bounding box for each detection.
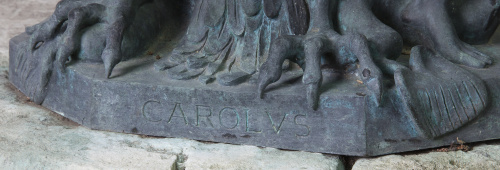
[258,30,384,110]
[395,46,489,137]
[437,40,493,68]
[26,0,150,78]
[17,0,167,104]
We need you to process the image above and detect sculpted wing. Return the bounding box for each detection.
[155,0,310,85]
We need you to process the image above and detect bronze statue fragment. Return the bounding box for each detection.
[9,0,500,155]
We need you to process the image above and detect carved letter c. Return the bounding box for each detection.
[142,100,162,122]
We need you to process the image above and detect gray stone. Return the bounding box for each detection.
[182,144,343,170]
[0,0,61,68]
[352,145,500,170]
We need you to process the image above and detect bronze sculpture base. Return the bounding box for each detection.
[10,33,500,156]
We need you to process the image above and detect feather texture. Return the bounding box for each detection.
[286,0,309,35]
[264,0,282,18]
[157,0,310,85]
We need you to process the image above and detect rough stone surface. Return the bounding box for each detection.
[182,144,343,170]
[0,0,61,68]
[352,144,500,169]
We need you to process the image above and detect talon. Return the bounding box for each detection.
[103,52,120,79]
[104,65,115,79]
[257,83,266,99]
[102,41,122,79]
[467,45,493,65]
[257,66,283,99]
[257,73,269,99]
[341,33,386,107]
[437,41,493,68]
[306,83,320,110]
[302,37,324,110]
[257,36,297,99]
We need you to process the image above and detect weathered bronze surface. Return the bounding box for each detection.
[9,0,500,156]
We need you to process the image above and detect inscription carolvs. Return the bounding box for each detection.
[141,100,311,137]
